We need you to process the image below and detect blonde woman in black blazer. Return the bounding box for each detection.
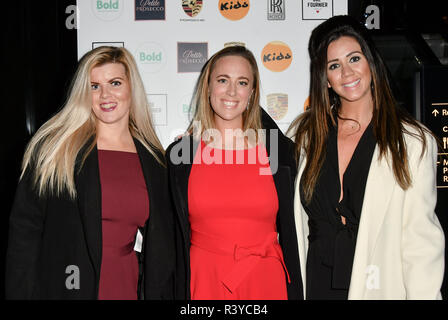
[6,46,175,299]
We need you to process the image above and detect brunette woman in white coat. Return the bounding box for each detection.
[289,15,444,299]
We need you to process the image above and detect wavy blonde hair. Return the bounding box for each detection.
[21,46,164,199]
[187,45,262,138]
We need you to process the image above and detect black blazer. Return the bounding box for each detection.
[166,110,304,300]
[5,139,175,299]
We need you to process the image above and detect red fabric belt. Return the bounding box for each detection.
[191,229,291,293]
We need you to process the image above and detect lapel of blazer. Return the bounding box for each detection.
[173,164,192,236]
[169,136,200,240]
[349,145,395,298]
[134,139,160,228]
[358,146,395,257]
[75,145,102,281]
[264,128,290,210]
[294,148,309,297]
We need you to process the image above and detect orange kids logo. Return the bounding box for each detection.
[303,96,310,111]
[219,0,250,21]
[261,41,293,72]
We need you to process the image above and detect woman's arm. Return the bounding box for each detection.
[5,169,46,299]
[401,133,445,299]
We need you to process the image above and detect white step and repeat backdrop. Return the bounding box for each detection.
[77,0,347,148]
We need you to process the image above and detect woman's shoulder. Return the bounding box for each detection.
[286,110,311,141]
[166,135,194,153]
[401,121,438,160]
[402,121,436,146]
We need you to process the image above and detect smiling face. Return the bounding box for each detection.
[90,62,132,130]
[208,55,254,130]
[326,36,373,107]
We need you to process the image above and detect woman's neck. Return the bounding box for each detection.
[96,123,136,152]
[339,100,373,127]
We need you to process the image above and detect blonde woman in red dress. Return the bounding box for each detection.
[167,45,303,300]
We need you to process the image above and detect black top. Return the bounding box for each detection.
[300,122,376,300]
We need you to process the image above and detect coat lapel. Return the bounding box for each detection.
[360,146,395,256]
[294,149,309,297]
[134,139,161,224]
[348,146,395,298]
[74,139,169,295]
[173,164,192,234]
[169,137,200,240]
[75,146,102,282]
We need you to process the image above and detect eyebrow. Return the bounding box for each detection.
[215,74,250,81]
[90,76,126,83]
[327,50,363,64]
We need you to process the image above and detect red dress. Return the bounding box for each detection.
[188,141,289,300]
[97,150,149,300]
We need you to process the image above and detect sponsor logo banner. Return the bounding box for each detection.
[179,93,195,123]
[135,0,166,20]
[219,0,250,21]
[148,94,168,126]
[92,0,123,21]
[182,0,203,17]
[135,42,166,73]
[302,0,333,20]
[268,0,285,20]
[177,42,208,73]
[92,42,125,49]
[266,93,288,121]
[303,96,310,111]
[261,41,293,72]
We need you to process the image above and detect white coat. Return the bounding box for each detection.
[294,125,445,299]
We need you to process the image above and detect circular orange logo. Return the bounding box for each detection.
[219,0,250,21]
[261,41,293,72]
[303,96,310,111]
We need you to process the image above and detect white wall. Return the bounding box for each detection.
[77,0,347,147]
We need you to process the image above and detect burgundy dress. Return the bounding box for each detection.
[188,141,289,300]
[97,150,149,300]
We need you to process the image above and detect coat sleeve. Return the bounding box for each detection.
[401,133,445,299]
[166,139,191,299]
[5,169,46,299]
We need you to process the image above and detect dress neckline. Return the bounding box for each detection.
[98,149,138,155]
[201,140,262,152]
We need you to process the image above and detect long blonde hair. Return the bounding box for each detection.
[21,46,164,199]
[187,45,262,138]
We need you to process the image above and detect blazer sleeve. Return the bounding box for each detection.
[5,168,46,299]
[401,133,445,299]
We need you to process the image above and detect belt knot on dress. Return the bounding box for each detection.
[191,230,290,294]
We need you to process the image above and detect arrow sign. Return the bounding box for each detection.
[432,109,440,117]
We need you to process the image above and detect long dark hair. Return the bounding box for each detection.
[289,15,431,204]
